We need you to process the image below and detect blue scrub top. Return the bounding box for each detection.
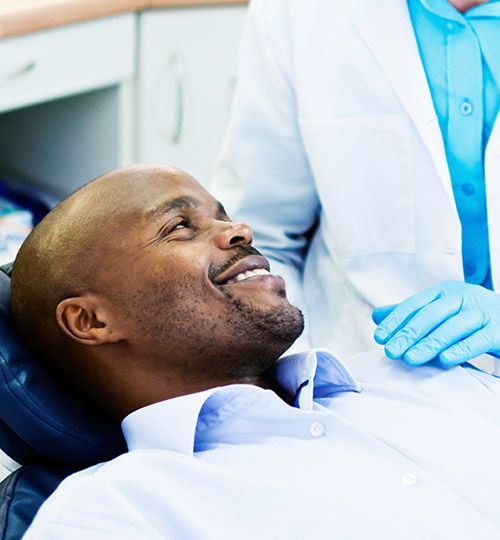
[407,0,500,288]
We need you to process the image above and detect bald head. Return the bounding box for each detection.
[11,165,183,351]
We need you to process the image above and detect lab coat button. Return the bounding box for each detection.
[446,22,455,31]
[462,183,475,196]
[309,421,325,437]
[401,472,418,487]
[460,100,473,116]
[464,262,477,276]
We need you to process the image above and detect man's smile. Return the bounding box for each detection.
[214,255,270,285]
[213,254,285,290]
[225,268,271,284]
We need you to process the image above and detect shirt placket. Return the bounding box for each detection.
[445,22,490,285]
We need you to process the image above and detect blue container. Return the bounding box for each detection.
[0,178,55,264]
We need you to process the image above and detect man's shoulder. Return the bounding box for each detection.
[26,451,154,528]
[31,447,196,510]
[31,460,114,515]
[25,450,180,538]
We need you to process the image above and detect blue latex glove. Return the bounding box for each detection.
[372,280,500,366]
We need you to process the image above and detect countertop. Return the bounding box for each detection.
[0,0,247,39]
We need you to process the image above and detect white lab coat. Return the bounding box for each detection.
[213,0,500,370]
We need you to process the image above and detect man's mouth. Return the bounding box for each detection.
[226,268,272,284]
[213,255,272,286]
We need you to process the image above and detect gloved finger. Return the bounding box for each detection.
[372,304,397,325]
[374,286,440,345]
[384,295,462,359]
[402,308,484,365]
[439,326,493,366]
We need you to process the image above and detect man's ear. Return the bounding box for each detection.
[56,295,125,346]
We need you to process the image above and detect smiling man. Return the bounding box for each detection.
[11,165,303,418]
[11,165,500,539]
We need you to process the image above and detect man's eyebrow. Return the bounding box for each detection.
[148,196,199,218]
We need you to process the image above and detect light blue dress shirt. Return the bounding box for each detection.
[407,0,500,288]
[24,350,500,539]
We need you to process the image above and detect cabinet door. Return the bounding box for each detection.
[137,6,247,187]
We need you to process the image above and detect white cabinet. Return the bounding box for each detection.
[137,6,247,187]
[0,14,134,115]
[0,14,136,197]
[0,7,247,196]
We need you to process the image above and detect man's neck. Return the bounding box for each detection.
[448,0,489,13]
[111,364,287,420]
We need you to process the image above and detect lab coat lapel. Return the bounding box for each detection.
[350,0,454,204]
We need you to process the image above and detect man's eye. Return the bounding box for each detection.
[165,218,191,235]
[172,220,189,231]
[152,219,192,245]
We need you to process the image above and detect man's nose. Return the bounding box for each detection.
[213,221,253,249]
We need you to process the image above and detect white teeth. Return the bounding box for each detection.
[227,268,270,284]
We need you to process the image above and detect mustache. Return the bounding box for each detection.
[208,245,263,283]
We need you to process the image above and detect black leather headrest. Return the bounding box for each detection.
[0,264,126,467]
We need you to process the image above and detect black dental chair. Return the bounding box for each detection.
[0,264,127,539]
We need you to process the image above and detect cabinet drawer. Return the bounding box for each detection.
[0,13,135,113]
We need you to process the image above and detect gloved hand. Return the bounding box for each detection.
[372,280,500,366]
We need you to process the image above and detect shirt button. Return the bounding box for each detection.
[461,183,475,196]
[464,262,477,276]
[460,100,473,116]
[401,472,418,487]
[447,22,455,31]
[309,421,326,438]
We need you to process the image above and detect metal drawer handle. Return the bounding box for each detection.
[169,52,184,145]
[0,61,36,86]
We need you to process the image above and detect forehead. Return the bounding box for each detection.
[142,173,218,217]
[90,169,216,222]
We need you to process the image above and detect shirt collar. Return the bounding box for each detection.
[121,350,360,456]
[417,0,466,24]
[468,0,500,16]
[272,349,361,409]
[417,0,500,23]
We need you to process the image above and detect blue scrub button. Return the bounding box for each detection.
[465,262,477,276]
[447,22,455,31]
[462,183,475,196]
[460,100,473,116]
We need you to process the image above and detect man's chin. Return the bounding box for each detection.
[271,304,305,344]
[243,301,303,344]
[222,278,303,337]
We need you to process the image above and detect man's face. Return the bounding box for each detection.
[98,169,303,377]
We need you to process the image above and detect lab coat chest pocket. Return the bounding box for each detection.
[300,116,415,258]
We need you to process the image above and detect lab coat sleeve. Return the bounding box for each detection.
[212,0,320,353]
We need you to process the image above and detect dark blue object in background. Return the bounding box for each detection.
[0,180,55,225]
